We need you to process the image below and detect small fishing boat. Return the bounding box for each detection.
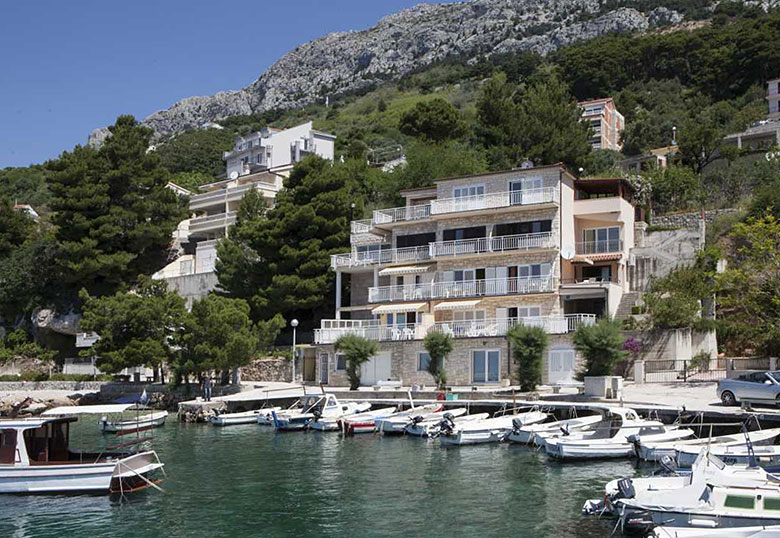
[377,406,462,434]
[99,410,168,433]
[272,394,370,431]
[545,407,694,460]
[638,427,780,462]
[1,406,165,494]
[653,525,780,537]
[372,403,443,433]
[404,412,489,437]
[310,407,397,434]
[506,414,602,445]
[438,410,548,446]
[210,408,279,426]
[676,444,780,470]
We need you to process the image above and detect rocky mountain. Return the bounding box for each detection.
[88,0,765,144]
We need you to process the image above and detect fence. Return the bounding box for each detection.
[643,358,727,383]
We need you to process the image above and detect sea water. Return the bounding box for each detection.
[0,422,638,537]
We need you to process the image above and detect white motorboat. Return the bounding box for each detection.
[97,409,168,433]
[1,407,165,494]
[507,414,602,445]
[438,410,548,446]
[596,450,780,532]
[376,405,460,434]
[404,412,489,437]
[319,407,398,434]
[210,408,279,426]
[677,444,780,469]
[653,525,780,537]
[272,394,370,431]
[545,407,694,460]
[638,427,780,462]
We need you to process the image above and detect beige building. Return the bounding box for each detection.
[314,164,644,387]
[579,97,625,151]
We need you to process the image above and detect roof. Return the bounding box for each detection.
[578,97,614,106]
[575,176,635,191]
[43,403,146,416]
[0,417,70,429]
[311,129,337,139]
[399,185,437,195]
[572,253,623,263]
[432,163,574,184]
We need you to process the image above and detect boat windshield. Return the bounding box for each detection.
[23,420,71,463]
[0,429,17,464]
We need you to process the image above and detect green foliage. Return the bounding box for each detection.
[0,329,55,365]
[169,171,213,193]
[79,277,186,375]
[0,230,60,322]
[746,164,780,221]
[644,254,716,329]
[423,331,453,389]
[0,165,50,209]
[47,115,187,298]
[175,294,259,381]
[398,98,463,142]
[0,198,34,258]
[573,319,625,379]
[334,334,378,390]
[256,314,286,352]
[155,127,235,177]
[583,149,623,176]
[646,166,700,215]
[507,323,548,391]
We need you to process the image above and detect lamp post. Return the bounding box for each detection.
[291,319,299,383]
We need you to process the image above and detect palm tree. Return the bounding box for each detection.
[423,331,453,390]
[334,334,378,390]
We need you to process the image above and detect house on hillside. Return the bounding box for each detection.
[722,78,780,152]
[579,97,625,152]
[153,121,336,305]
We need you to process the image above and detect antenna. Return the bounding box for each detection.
[229,171,239,180]
[560,245,576,261]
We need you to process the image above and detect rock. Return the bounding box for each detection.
[32,308,81,336]
[89,0,743,143]
[21,401,47,415]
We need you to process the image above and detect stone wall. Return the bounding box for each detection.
[623,328,717,363]
[158,271,219,308]
[0,380,106,392]
[651,208,737,230]
[240,357,292,382]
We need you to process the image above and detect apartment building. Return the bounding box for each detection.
[579,98,625,151]
[153,121,336,304]
[314,164,641,387]
[769,77,780,120]
[723,78,780,152]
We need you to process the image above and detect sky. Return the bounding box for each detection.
[0,0,450,168]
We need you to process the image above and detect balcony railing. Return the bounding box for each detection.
[576,239,623,255]
[368,276,557,303]
[373,204,431,225]
[430,187,558,215]
[351,220,373,234]
[189,182,276,209]
[313,314,596,343]
[189,211,237,232]
[430,232,555,258]
[331,245,431,270]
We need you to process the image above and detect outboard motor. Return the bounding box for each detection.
[411,414,426,425]
[659,454,677,475]
[512,417,525,432]
[616,478,636,500]
[439,413,456,435]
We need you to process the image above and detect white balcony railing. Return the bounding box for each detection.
[189,211,237,232]
[331,245,431,270]
[351,220,373,234]
[368,276,557,303]
[190,182,277,209]
[576,239,623,255]
[430,232,555,258]
[373,204,431,225]
[314,323,422,344]
[430,188,558,215]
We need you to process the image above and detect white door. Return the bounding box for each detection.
[319,354,329,384]
[360,352,392,385]
[548,349,576,384]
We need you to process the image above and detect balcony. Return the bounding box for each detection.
[314,321,423,344]
[575,239,623,255]
[189,212,237,234]
[189,182,277,210]
[331,245,431,270]
[350,219,387,245]
[429,232,555,259]
[430,188,558,216]
[373,204,431,225]
[368,276,557,303]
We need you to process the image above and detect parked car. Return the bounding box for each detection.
[717,371,780,406]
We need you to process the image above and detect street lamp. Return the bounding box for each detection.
[291,319,299,383]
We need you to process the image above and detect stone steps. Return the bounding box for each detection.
[614,291,642,321]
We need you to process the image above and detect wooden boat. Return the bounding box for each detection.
[404,412,489,437]
[545,407,694,460]
[506,414,602,445]
[272,394,370,431]
[638,427,780,462]
[307,407,397,433]
[99,410,168,433]
[1,407,165,494]
[438,410,548,446]
[210,408,279,426]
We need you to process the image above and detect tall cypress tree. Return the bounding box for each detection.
[47,115,186,298]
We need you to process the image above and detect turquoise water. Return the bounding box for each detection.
[0,422,639,537]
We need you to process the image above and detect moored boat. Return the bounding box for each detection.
[404,412,489,437]
[438,410,548,446]
[638,427,780,462]
[272,394,370,431]
[337,407,398,434]
[377,406,461,434]
[676,444,780,470]
[210,408,279,426]
[98,410,168,433]
[507,414,602,445]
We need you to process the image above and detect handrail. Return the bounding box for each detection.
[575,239,623,255]
[430,187,558,215]
[430,232,554,258]
[368,276,557,302]
[330,245,431,269]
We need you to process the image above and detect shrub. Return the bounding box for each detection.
[423,331,453,389]
[507,323,548,391]
[573,319,625,379]
[689,350,712,372]
[334,334,378,390]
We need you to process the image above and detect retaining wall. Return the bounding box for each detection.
[651,208,737,229]
[0,381,106,392]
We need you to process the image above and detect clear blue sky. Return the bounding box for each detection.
[0,0,448,168]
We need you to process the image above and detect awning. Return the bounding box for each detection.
[378,265,431,276]
[572,253,622,263]
[371,302,427,315]
[43,404,145,416]
[434,299,483,311]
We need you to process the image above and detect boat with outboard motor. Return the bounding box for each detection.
[377,406,463,434]
[652,524,780,537]
[507,413,602,445]
[545,407,695,460]
[437,410,548,446]
[272,394,370,431]
[97,410,168,433]
[676,444,780,470]
[1,406,165,494]
[637,427,780,462]
[308,406,397,432]
[404,412,489,437]
[210,408,280,426]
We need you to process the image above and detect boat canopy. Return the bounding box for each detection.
[43,403,146,416]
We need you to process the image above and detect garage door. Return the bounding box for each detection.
[360,352,392,386]
[549,349,576,384]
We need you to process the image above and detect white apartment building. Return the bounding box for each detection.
[153,121,336,304]
[314,164,645,387]
[579,98,625,151]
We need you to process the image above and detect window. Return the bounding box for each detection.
[582,227,620,253]
[493,220,551,236]
[179,259,193,275]
[508,306,541,319]
[472,350,500,383]
[724,495,755,510]
[418,352,431,372]
[454,185,484,198]
[335,354,347,371]
[454,310,486,323]
[764,498,780,511]
[443,226,486,241]
[0,429,16,464]
[396,233,435,248]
